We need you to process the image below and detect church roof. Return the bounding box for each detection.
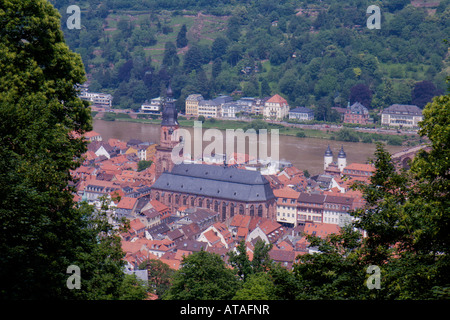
[151,163,275,202]
[338,145,346,158]
[161,84,178,126]
[324,145,333,157]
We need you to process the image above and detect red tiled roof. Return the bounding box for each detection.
[266,94,288,105]
[117,197,138,210]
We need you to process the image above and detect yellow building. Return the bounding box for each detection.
[185,94,204,117]
[274,187,300,227]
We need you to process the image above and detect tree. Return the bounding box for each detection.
[139,259,174,297]
[137,160,153,172]
[232,273,276,300]
[349,83,372,108]
[228,239,273,281]
[293,225,368,299]
[227,241,253,281]
[0,0,126,300]
[176,24,188,48]
[411,80,440,108]
[162,41,180,67]
[211,36,229,60]
[184,45,203,72]
[162,250,239,300]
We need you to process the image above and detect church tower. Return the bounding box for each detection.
[155,84,179,180]
[337,145,347,172]
[324,145,333,171]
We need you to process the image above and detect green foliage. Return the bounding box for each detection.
[117,274,149,300]
[137,160,153,172]
[232,273,277,300]
[139,259,175,298]
[0,0,128,300]
[50,0,448,110]
[162,250,239,300]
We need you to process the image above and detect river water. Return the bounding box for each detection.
[93,119,404,175]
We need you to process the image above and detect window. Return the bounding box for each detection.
[258,205,263,217]
[250,205,255,217]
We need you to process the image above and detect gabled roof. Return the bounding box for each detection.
[344,163,375,172]
[152,163,275,202]
[117,197,138,210]
[383,104,422,116]
[266,94,288,105]
[273,186,300,199]
[303,223,340,238]
[289,107,313,113]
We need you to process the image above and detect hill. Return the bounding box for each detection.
[50,0,450,115]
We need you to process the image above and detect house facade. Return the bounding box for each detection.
[198,99,221,118]
[288,107,314,121]
[343,102,370,124]
[381,104,423,128]
[185,94,204,117]
[297,193,325,224]
[263,94,290,120]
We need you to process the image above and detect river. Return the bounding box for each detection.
[93,119,405,175]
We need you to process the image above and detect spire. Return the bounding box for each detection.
[338,145,346,158]
[324,145,333,157]
[161,83,178,126]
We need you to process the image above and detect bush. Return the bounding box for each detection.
[102,112,116,121]
[387,135,403,146]
[296,131,306,138]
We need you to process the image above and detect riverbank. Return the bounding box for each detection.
[93,119,407,175]
[95,112,424,147]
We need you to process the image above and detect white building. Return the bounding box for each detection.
[141,97,176,115]
[381,104,423,128]
[198,99,221,118]
[79,91,113,107]
[288,107,314,121]
[263,94,290,120]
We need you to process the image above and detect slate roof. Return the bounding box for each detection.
[151,163,275,202]
[383,104,422,116]
[289,107,313,114]
[348,102,369,114]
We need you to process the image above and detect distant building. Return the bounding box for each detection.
[185,94,204,117]
[288,107,314,121]
[342,163,375,178]
[297,193,325,224]
[323,194,354,226]
[141,97,176,115]
[79,91,112,108]
[198,99,221,118]
[343,102,370,124]
[273,187,299,227]
[263,94,290,120]
[381,104,423,128]
[324,145,347,173]
[221,103,244,118]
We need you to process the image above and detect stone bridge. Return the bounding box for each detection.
[391,144,431,170]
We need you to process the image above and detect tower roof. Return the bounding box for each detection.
[338,145,346,158]
[324,145,333,157]
[161,84,178,126]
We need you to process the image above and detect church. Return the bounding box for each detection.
[150,85,276,221]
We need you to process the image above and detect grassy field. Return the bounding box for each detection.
[103,11,229,66]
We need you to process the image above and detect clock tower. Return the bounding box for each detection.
[155,84,179,180]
